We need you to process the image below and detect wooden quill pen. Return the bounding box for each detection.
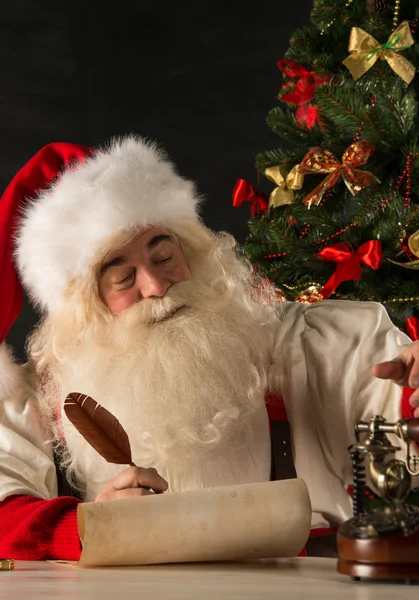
[64,392,162,493]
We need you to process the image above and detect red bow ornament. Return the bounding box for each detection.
[277,59,329,129]
[317,241,383,299]
[232,179,269,218]
[406,317,419,341]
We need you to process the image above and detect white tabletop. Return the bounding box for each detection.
[0,558,418,600]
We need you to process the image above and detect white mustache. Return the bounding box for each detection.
[121,281,194,326]
[116,274,236,330]
[149,303,188,324]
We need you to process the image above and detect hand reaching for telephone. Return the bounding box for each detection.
[95,466,168,502]
[373,341,419,418]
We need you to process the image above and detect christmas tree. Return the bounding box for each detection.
[234,0,419,337]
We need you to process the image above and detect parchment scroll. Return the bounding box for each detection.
[77,478,311,566]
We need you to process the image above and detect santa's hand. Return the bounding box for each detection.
[95,466,168,502]
[372,341,419,418]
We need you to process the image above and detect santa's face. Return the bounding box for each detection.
[97,227,192,315]
[39,224,277,495]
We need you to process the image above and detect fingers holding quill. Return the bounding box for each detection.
[64,392,166,495]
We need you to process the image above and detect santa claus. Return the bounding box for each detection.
[0,136,418,560]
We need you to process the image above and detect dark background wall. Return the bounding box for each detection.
[2,0,313,359]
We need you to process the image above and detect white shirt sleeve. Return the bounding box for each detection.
[0,344,57,501]
[269,300,416,528]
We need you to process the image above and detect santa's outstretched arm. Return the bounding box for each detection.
[268,300,418,529]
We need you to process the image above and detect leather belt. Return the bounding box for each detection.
[270,419,297,481]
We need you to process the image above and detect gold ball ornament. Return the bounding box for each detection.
[274,288,287,303]
[408,231,419,258]
[294,285,324,305]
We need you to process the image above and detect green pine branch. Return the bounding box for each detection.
[242,0,419,335]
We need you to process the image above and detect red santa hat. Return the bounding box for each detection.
[1,141,92,344]
[0,142,91,396]
[6,135,200,317]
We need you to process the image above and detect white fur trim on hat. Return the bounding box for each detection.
[15,135,201,313]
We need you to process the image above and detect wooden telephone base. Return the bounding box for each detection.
[337,516,419,582]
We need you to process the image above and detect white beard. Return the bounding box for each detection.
[46,270,276,500]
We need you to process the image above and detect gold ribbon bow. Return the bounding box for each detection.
[264,165,304,208]
[389,231,419,269]
[297,140,380,208]
[343,21,415,85]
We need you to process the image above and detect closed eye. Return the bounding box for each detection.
[155,255,173,264]
[116,272,135,285]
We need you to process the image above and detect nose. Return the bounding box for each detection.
[136,268,169,299]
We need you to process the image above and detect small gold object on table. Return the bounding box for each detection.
[0,559,15,571]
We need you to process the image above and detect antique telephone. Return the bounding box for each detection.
[337,415,419,581]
